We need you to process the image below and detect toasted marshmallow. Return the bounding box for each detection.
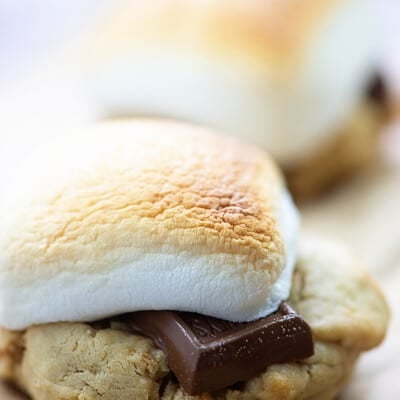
[0,120,299,330]
[84,0,378,165]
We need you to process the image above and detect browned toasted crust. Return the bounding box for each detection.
[84,0,339,72]
[2,120,285,277]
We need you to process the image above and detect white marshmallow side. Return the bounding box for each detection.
[88,0,377,165]
[0,188,299,330]
[250,187,300,320]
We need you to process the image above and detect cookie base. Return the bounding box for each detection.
[285,99,387,200]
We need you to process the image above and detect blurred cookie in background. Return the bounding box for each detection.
[82,0,388,200]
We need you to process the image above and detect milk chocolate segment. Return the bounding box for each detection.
[124,303,314,395]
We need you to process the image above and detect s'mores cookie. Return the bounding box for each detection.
[83,0,388,198]
[0,120,389,399]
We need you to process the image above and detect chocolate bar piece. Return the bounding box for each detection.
[124,303,314,395]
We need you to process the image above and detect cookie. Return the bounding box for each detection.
[286,99,387,200]
[0,121,388,398]
[0,237,389,400]
[82,0,383,199]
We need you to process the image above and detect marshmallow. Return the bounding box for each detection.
[84,0,378,165]
[0,120,299,330]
